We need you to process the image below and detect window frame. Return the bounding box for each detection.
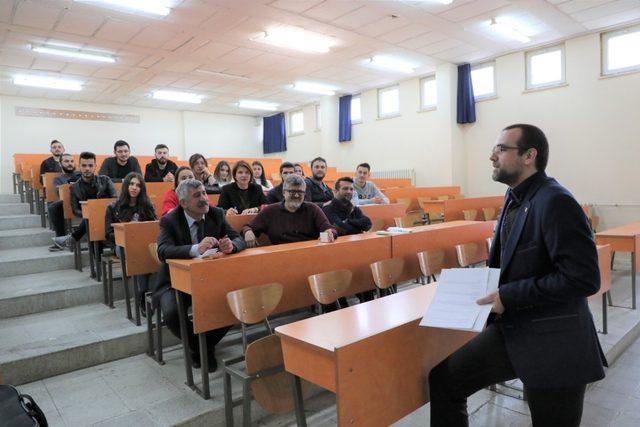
[350,94,362,124]
[601,24,640,77]
[419,75,437,111]
[377,84,400,119]
[288,109,304,136]
[525,44,566,91]
[471,62,497,101]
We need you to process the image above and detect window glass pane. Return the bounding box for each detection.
[379,87,399,117]
[471,65,495,98]
[530,49,562,86]
[608,30,640,71]
[290,111,304,133]
[421,78,437,108]
[351,96,361,122]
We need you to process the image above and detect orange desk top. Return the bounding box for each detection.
[596,222,640,238]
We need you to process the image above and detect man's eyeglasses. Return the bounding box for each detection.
[285,189,306,197]
[491,144,520,155]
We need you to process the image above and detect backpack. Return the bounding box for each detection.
[0,385,48,427]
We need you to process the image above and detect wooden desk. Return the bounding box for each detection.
[43,172,62,203]
[145,182,173,216]
[359,203,407,230]
[443,196,504,222]
[81,199,116,280]
[595,222,640,309]
[590,244,612,334]
[276,285,476,426]
[383,187,461,211]
[225,213,257,232]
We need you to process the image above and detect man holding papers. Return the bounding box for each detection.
[428,124,606,427]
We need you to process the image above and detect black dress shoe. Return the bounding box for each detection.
[207,357,218,373]
[191,352,201,369]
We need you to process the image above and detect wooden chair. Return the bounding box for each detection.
[308,269,352,313]
[418,197,444,224]
[370,258,405,297]
[455,243,487,267]
[482,207,497,221]
[462,209,478,221]
[394,211,426,228]
[396,197,412,211]
[417,250,445,284]
[144,242,164,365]
[223,283,301,426]
[59,184,83,271]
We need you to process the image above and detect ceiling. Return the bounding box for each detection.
[0,0,638,116]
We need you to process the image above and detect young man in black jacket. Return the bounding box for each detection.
[47,154,81,251]
[99,140,141,182]
[322,177,372,236]
[39,139,64,183]
[305,157,334,204]
[144,144,178,182]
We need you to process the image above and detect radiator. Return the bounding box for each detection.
[370,168,415,185]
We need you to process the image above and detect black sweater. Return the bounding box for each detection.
[217,182,266,212]
[321,198,372,236]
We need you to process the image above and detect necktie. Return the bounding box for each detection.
[196,219,205,242]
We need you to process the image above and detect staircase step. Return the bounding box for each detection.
[0,203,30,215]
[0,214,41,231]
[0,245,88,277]
[0,269,126,319]
[0,227,55,250]
[0,194,21,203]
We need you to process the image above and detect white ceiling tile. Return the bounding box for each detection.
[581,6,640,29]
[193,41,237,59]
[0,52,33,68]
[199,10,250,34]
[169,78,201,89]
[569,0,640,22]
[398,32,449,50]
[269,0,324,13]
[93,67,128,79]
[167,0,218,27]
[377,23,431,44]
[148,74,181,86]
[438,0,511,23]
[163,60,201,73]
[137,55,164,69]
[304,1,364,22]
[358,16,411,38]
[13,0,61,31]
[557,0,616,14]
[63,63,100,76]
[332,6,390,30]
[31,58,66,72]
[217,47,264,64]
[0,1,14,23]
[130,25,178,49]
[417,38,463,55]
[94,19,143,43]
[55,10,105,36]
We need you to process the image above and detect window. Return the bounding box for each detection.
[377,85,400,118]
[471,63,496,100]
[289,110,304,135]
[420,76,437,110]
[315,104,321,130]
[351,95,362,123]
[526,45,565,90]
[602,25,640,76]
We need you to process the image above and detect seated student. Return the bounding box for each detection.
[105,172,157,310]
[53,151,117,249]
[213,160,233,187]
[144,144,178,183]
[217,160,266,215]
[352,163,389,205]
[242,174,337,247]
[251,161,273,192]
[266,161,298,204]
[189,153,219,194]
[322,177,372,236]
[48,153,81,251]
[99,140,142,182]
[39,139,64,183]
[305,157,334,204]
[155,179,245,371]
[161,166,195,216]
[293,163,305,177]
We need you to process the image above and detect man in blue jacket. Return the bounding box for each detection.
[428,124,606,427]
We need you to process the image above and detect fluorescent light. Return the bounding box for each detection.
[32,44,116,63]
[74,0,171,16]
[151,90,203,104]
[194,69,250,80]
[291,81,337,96]
[238,100,278,111]
[368,55,416,74]
[437,0,454,4]
[489,18,530,43]
[252,27,335,53]
[13,75,83,91]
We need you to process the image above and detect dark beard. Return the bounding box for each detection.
[62,166,75,174]
[492,168,520,186]
[157,158,167,165]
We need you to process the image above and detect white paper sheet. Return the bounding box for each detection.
[198,248,219,259]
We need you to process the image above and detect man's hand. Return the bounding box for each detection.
[244,230,257,248]
[197,236,218,255]
[241,207,259,214]
[372,197,383,204]
[163,172,175,183]
[476,291,505,314]
[226,208,239,216]
[319,231,336,243]
[218,236,234,254]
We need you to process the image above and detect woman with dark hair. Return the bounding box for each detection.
[105,172,157,311]
[217,160,266,215]
[213,160,233,187]
[252,160,273,192]
[161,166,195,216]
[189,153,220,194]
[294,163,305,176]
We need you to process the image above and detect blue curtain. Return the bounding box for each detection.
[338,94,352,142]
[457,63,476,124]
[263,112,287,154]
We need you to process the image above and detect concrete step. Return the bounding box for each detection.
[0,227,55,250]
[0,203,30,215]
[0,214,41,231]
[0,269,126,319]
[0,194,21,203]
[0,245,89,277]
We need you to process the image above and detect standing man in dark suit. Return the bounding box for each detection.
[155,179,245,372]
[428,124,606,427]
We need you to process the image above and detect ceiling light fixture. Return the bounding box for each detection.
[13,75,83,91]
[31,44,116,63]
[151,90,203,104]
[291,81,337,96]
[489,18,531,43]
[74,0,171,17]
[194,69,250,80]
[238,99,278,111]
[252,27,335,53]
[368,55,416,74]
[435,0,454,4]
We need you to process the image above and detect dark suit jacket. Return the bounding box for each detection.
[154,205,246,297]
[491,172,606,388]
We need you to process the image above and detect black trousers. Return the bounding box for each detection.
[428,323,586,427]
[47,201,66,237]
[160,289,230,358]
[71,219,87,241]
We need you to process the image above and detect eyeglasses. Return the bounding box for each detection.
[285,189,306,197]
[491,144,520,154]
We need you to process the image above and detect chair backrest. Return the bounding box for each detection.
[370,218,386,232]
[417,250,446,277]
[482,207,497,221]
[370,258,405,289]
[437,195,450,200]
[455,243,487,267]
[308,269,352,305]
[226,283,283,325]
[148,242,162,268]
[462,209,478,221]
[59,183,74,220]
[394,211,424,228]
[396,197,412,211]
